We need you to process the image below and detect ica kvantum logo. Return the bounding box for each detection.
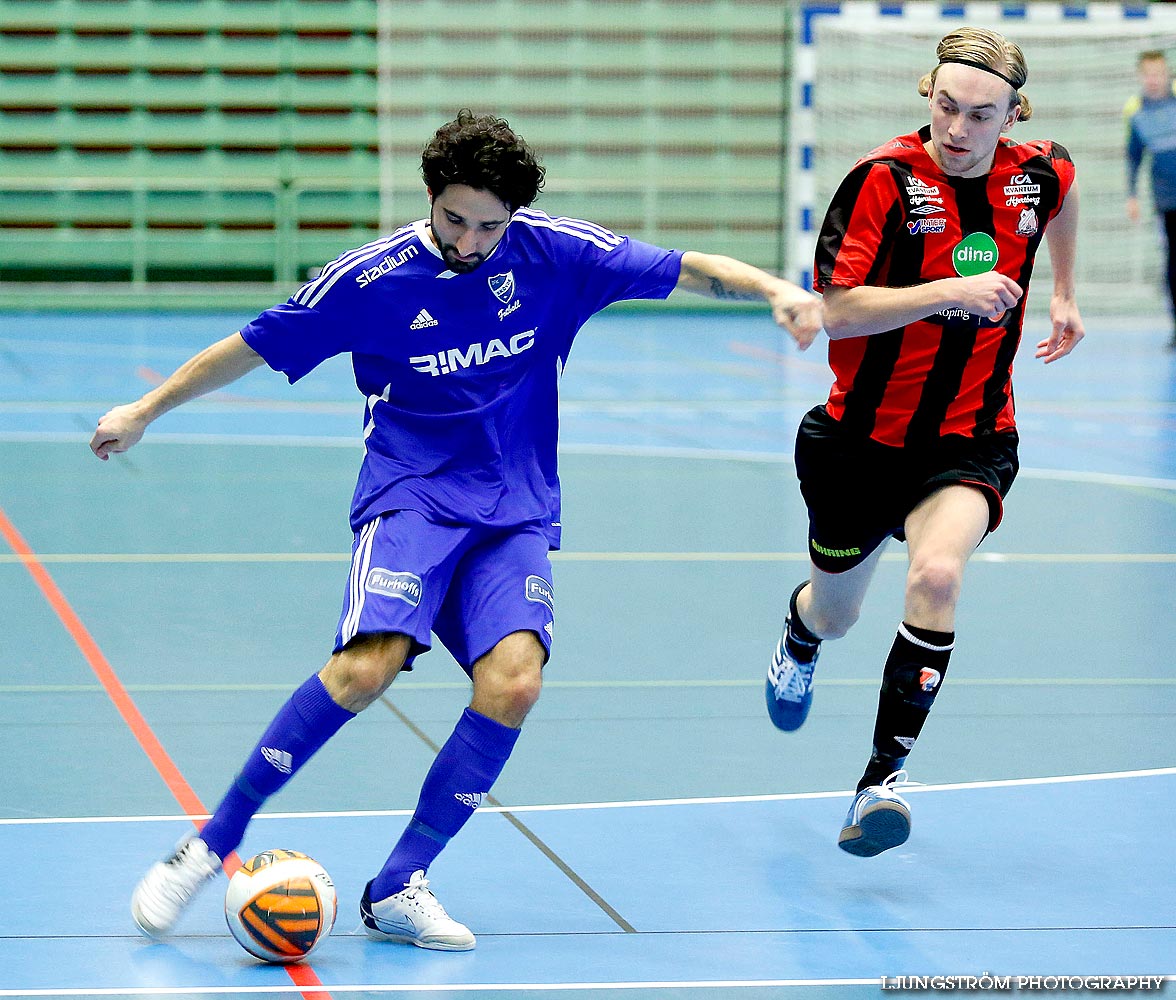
[952,232,999,277]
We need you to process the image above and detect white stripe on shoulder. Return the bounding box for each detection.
[292,233,398,305]
[298,227,419,308]
[512,209,623,251]
[554,219,624,246]
[515,209,622,244]
[535,212,624,246]
[294,227,418,308]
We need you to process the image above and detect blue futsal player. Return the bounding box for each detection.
[91,110,823,950]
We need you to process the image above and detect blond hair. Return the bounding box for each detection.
[918,27,1033,121]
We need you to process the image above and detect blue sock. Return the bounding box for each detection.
[200,673,355,859]
[369,707,520,900]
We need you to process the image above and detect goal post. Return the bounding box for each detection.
[789,1,1176,320]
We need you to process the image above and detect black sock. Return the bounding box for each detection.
[785,581,821,661]
[857,623,953,792]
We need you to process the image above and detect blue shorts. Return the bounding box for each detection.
[334,511,555,674]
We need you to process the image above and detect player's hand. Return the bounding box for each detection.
[951,273,1023,322]
[90,403,149,460]
[1036,294,1084,364]
[768,282,824,350]
[1126,196,1140,225]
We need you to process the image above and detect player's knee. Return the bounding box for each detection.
[322,634,407,711]
[473,671,542,728]
[472,634,545,725]
[906,556,963,614]
[501,667,543,720]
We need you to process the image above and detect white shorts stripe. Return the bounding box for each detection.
[342,518,381,646]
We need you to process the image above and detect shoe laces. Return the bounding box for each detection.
[772,662,811,701]
[399,871,451,919]
[770,639,816,702]
[157,840,216,903]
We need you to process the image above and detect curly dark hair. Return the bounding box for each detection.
[421,110,545,211]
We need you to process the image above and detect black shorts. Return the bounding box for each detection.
[794,406,1019,573]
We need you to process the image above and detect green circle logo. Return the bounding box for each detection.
[952,233,999,276]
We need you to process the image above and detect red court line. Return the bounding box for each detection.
[726,339,830,375]
[0,503,330,995]
[0,507,206,820]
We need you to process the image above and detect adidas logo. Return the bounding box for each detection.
[261,746,293,773]
[410,308,438,330]
[453,791,485,809]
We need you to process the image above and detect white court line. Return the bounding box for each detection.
[2,675,1174,694]
[4,431,1176,491]
[2,550,1174,565]
[2,766,1173,826]
[0,430,362,448]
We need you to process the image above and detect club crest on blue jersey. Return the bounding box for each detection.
[488,271,516,304]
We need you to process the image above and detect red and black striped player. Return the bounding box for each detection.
[766,26,1085,857]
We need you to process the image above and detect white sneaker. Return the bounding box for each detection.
[838,770,912,857]
[131,835,221,937]
[360,871,476,951]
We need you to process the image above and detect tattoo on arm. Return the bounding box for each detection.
[680,253,763,301]
[707,276,754,301]
[708,277,733,299]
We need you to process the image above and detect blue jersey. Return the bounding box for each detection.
[1125,85,1176,211]
[240,209,683,547]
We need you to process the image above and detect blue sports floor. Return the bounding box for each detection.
[0,307,1173,998]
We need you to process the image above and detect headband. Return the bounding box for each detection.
[938,57,1021,90]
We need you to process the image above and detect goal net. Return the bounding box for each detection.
[790,1,1176,321]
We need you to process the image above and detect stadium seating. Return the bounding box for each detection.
[0,0,791,298]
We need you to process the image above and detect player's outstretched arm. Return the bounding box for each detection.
[823,272,1023,340]
[1037,184,1084,364]
[90,332,265,460]
[675,250,824,349]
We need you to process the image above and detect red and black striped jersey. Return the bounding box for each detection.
[814,125,1075,447]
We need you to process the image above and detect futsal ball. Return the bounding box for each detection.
[224,849,337,963]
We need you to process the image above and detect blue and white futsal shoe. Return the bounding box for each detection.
[765,619,820,731]
[838,771,912,857]
[361,870,476,951]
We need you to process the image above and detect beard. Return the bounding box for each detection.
[439,245,487,273]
